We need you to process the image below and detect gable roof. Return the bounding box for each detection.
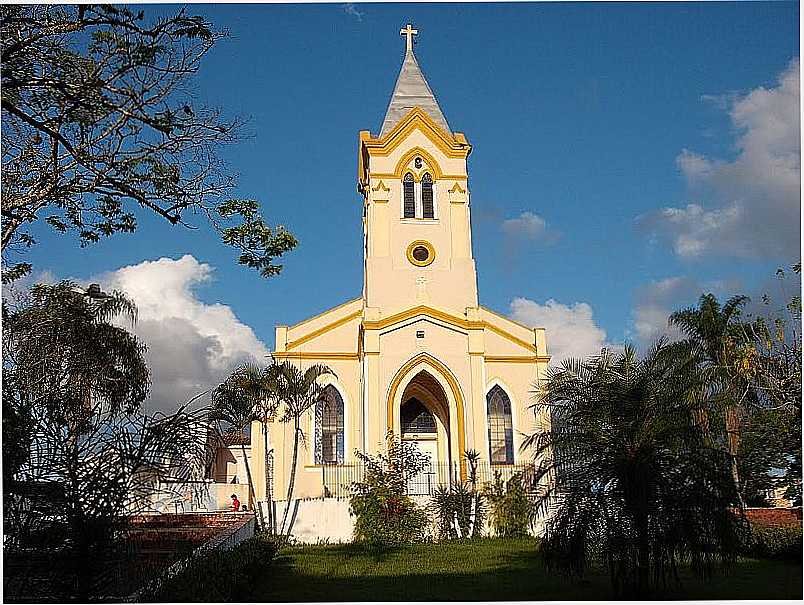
[379,49,451,138]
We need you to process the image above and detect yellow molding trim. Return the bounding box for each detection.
[286,309,363,350]
[362,305,480,331]
[386,353,467,481]
[406,240,436,267]
[371,173,467,181]
[483,322,538,354]
[362,108,472,159]
[449,181,467,194]
[362,305,538,354]
[371,180,390,192]
[484,355,548,363]
[272,352,360,360]
[480,305,539,333]
[396,148,444,180]
[285,297,361,332]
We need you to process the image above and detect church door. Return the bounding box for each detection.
[408,439,438,495]
[401,398,439,495]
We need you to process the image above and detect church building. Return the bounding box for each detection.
[249,25,550,503]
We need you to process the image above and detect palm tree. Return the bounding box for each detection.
[669,293,750,501]
[265,361,333,536]
[211,363,275,527]
[3,281,212,599]
[527,341,745,597]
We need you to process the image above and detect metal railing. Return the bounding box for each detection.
[320,461,537,498]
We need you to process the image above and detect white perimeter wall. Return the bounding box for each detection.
[266,497,547,544]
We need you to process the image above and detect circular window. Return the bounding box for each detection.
[412,246,429,262]
[406,240,435,267]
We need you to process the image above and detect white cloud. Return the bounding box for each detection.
[342,3,364,22]
[98,255,269,412]
[510,297,611,363]
[629,277,697,345]
[501,211,560,244]
[637,59,800,260]
[628,276,744,346]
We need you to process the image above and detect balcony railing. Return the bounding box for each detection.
[319,461,537,498]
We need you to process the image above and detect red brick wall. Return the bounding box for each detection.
[744,507,802,528]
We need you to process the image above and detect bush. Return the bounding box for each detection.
[349,434,431,547]
[430,483,486,540]
[743,525,803,560]
[483,472,534,538]
[141,532,277,601]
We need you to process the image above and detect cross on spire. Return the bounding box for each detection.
[400,23,418,53]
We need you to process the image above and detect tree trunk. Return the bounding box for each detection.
[240,442,264,529]
[467,495,477,537]
[279,418,301,537]
[452,511,462,538]
[262,421,274,534]
[726,404,745,506]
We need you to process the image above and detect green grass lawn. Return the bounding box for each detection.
[253,538,802,601]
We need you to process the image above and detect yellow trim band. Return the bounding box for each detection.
[272,352,360,360]
[484,355,549,363]
[361,305,539,355]
[285,297,361,332]
[286,309,363,349]
[395,147,443,180]
[362,108,472,159]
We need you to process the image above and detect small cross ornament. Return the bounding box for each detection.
[400,23,418,53]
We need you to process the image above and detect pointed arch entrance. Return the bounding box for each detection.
[386,353,467,482]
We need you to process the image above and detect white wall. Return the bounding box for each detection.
[266,497,548,543]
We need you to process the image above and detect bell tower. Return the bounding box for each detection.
[358,25,478,318]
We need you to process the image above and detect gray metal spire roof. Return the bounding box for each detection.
[379,47,452,138]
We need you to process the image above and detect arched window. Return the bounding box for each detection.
[487,385,514,465]
[403,173,415,218]
[421,173,434,219]
[401,398,436,434]
[315,385,344,464]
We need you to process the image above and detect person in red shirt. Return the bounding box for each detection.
[230,494,240,512]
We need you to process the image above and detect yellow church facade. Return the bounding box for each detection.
[250,26,550,503]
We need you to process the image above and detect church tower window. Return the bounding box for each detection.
[315,385,344,464]
[421,173,434,219]
[487,385,514,465]
[403,173,415,218]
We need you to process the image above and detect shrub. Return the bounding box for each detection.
[349,434,431,547]
[431,483,486,540]
[743,525,803,560]
[482,472,534,538]
[141,532,277,601]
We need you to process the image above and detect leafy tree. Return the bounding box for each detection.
[482,472,534,538]
[734,264,802,504]
[1,4,297,280]
[350,433,431,546]
[211,363,277,528]
[528,341,746,597]
[669,293,751,501]
[265,360,333,536]
[2,280,148,425]
[2,281,213,600]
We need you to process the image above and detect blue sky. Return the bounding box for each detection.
[21,2,800,408]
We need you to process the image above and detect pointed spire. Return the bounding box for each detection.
[379,25,451,138]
